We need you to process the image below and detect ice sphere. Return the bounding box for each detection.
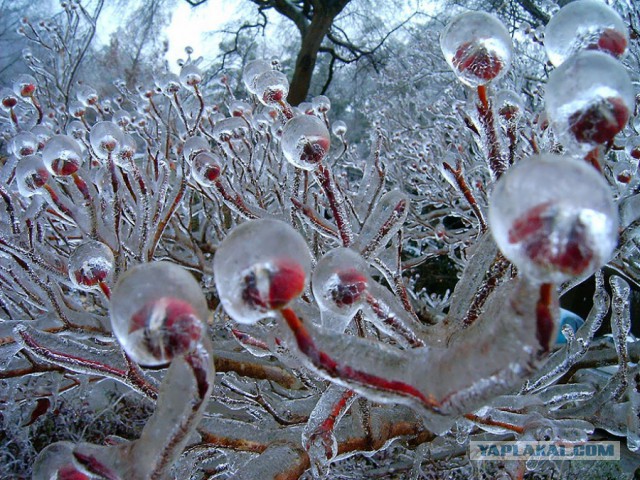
[312,248,369,319]
[242,59,272,94]
[332,120,347,137]
[545,0,628,67]
[625,136,640,161]
[90,121,125,159]
[229,100,252,117]
[212,117,249,144]
[31,125,53,151]
[156,72,181,95]
[312,95,331,113]
[69,241,114,291]
[10,131,38,158]
[112,109,131,128]
[191,151,221,187]
[179,64,202,88]
[495,90,524,121]
[545,51,633,153]
[66,120,87,140]
[12,73,36,97]
[281,115,330,170]
[110,262,207,366]
[183,136,210,163]
[440,11,513,88]
[115,134,137,165]
[253,70,289,106]
[42,134,83,176]
[76,85,98,106]
[213,219,312,324]
[489,154,618,283]
[68,101,86,118]
[556,308,584,344]
[16,155,49,197]
[0,87,18,110]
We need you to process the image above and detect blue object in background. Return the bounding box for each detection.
[556,308,585,344]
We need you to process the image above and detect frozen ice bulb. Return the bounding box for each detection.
[42,135,83,176]
[495,90,524,121]
[281,115,330,170]
[440,12,513,88]
[110,262,207,366]
[69,241,114,291]
[253,70,289,106]
[545,0,628,67]
[13,73,37,97]
[489,154,618,283]
[191,151,221,187]
[312,248,370,318]
[76,85,98,106]
[545,51,633,153]
[1,88,18,110]
[332,120,347,137]
[31,125,53,151]
[242,59,272,94]
[183,136,210,163]
[10,132,38,158]
[156,73,181,95]
[213,219,312,324]
[90,121,125,159]
[179,64,202,88]
[16,155,49,197]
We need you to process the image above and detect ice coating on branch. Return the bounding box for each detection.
[557,308,584,344]
[489,154,618,283]
[213,219,312,324]
[110,262,207,366]
[281,114,331,170]
[545,0,628,67]
[15,154,49,197]
[191,151,221,187]
[312,248,370,321]
[545,51,633,153]
[68,241,114,291]
[89,121,125,159]
[242,59,272,94]
[357,189,409,259]
[42,134,83,176]
[440,11,513,88]
[253,69,289,106]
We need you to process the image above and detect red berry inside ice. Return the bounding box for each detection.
[568,96,629,145]
[242,258,307,311]
[129,297,203,362]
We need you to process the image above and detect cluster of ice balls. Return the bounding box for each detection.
[543,0,633,154]
[439,4,627,284]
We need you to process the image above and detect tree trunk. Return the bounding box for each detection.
[287,11,335,106]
